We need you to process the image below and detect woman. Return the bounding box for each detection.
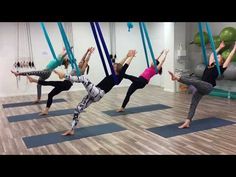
[11,47,72,103]
[169,41,236,128]
[27,47,95,115]
[117,49,169,112]
[56,50,137,136]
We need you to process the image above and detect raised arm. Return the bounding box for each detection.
[81,47,95,72]
[209,41,225,65]
[61,46,74,59]
[117,55,129,65]
[124,50,137,65]
[223,42,236,68]
[150,49,165,66]
[156,49,169,70]
[79,47,91,63]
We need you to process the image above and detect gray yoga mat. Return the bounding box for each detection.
[7,108,74,122]
[2,98,66,108]
[147,117,235,138]
[102,104,172,116]
[23,123,127,148]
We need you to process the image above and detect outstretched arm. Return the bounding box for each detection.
[223,42,236,68]
[209,41,225,65]
[79,47,91,63]
[117,55,129,65]
[150,49,166,66]
[124,50,137,65]
[81,47,95,72]
[156,49,165,60]
[61,46,74,59]
[154,49,169,70]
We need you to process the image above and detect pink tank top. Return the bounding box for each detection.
[139,66,157,82]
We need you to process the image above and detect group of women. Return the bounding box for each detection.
[11,41,236,136]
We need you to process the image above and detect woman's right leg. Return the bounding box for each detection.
[120,83,139,110]
[124,74,140,82]
[118,80,147,112]
[62,95,94,136]
[63,79,105,136]
[36,71,52,103]
[179,91,203,128]
[168,71,213,95]
[13,70,50,77]
[76,75,103,98]
[178,76,213,95]
[40,81,73,115]
[38,80,64,87]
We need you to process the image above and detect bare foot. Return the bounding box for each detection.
[11,70,19,77]
[116,107,125,112]
[27,75,37,83]
[33,99,40,104]
[62,129,75,136]
[168,71,180,81]
[39,110,48,116]
[178,119,190,129]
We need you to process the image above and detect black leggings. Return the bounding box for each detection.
[38,80,73,108]
[122,75,148,108]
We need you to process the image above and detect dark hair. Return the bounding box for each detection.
[86,65,90,75]
[158,67,163,75]
[62,59,70,69]
[114,63,123,73]
[155,59,162,75]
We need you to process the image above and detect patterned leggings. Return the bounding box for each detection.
[179,76,213,121]
[71,76,105,130]
[19,69,52,99]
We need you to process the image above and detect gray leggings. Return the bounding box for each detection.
[71,76,105,130]
[19,69,52,99]
[179,76,213,121]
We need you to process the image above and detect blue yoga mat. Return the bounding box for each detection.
[23,123,127,148]
[2,98,66,108]
[102,104,172,117]
[7,108,74,123]
[147,117,235,138]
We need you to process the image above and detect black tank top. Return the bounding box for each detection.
[201,65,226,87]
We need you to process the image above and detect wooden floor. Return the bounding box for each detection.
[0,85,236,155]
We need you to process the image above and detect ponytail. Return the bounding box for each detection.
[86,65,90,75]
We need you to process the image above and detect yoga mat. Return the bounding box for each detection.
[23,123,127,148]
[7,108,74,122]
[147,117,235,138]
[2,98,66,108]
[102,104,172,117]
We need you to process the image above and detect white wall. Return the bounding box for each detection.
[147,22,165,87]
[0,22,112,97]
[70,22,111,91]
[174,22,187,92]
[0,22,65,97]
[163,23,175,92]
[115,22,175,92]
[0,22,175,97]
[115,22,150,87]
